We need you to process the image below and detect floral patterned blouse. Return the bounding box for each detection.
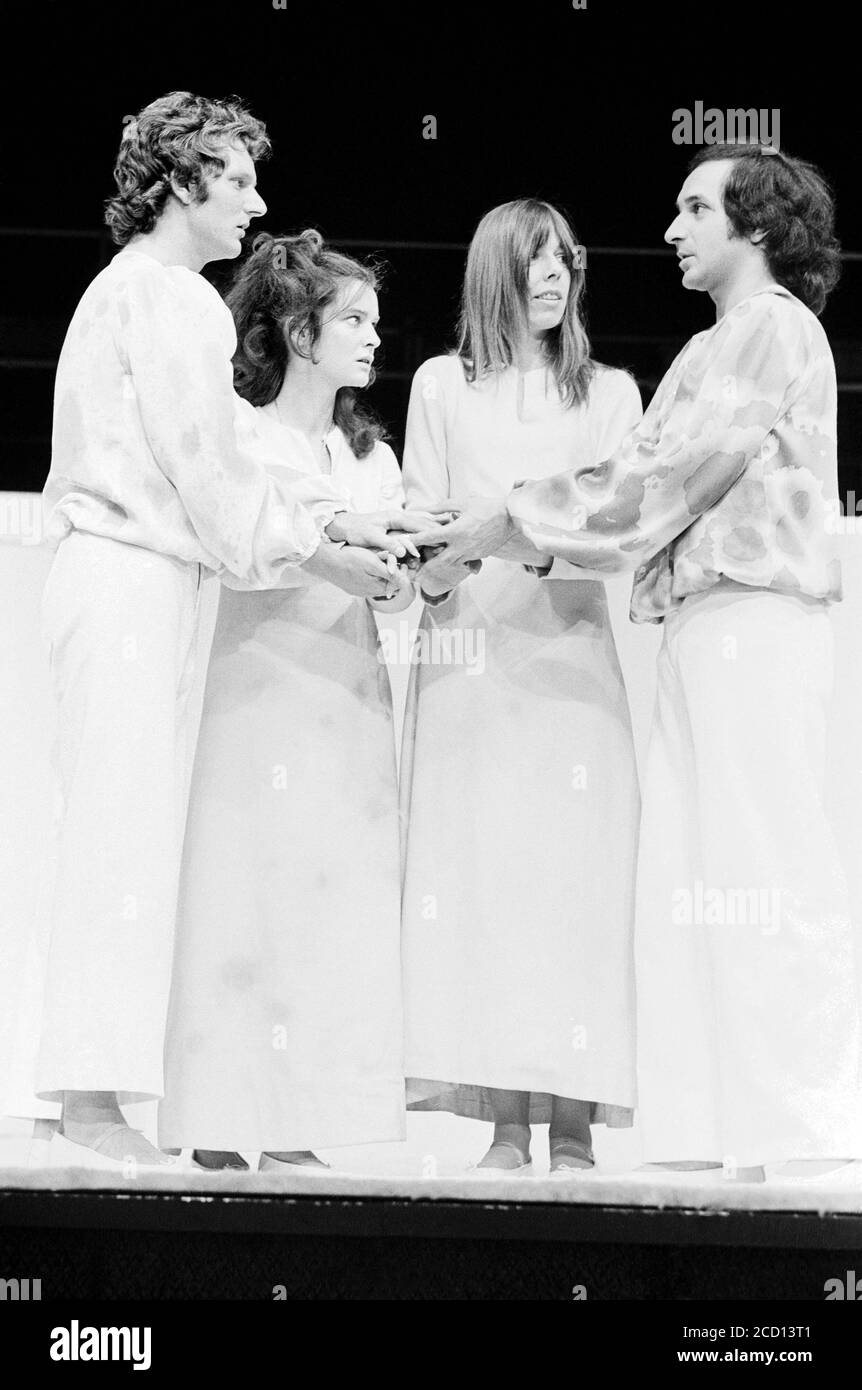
[508,287,842,622]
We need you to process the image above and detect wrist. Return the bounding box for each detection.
[324,513,349,543]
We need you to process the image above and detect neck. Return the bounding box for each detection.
[711,263,778,319]
[127,212,210,272]
[512,331,548,373]
[274,368,337,441]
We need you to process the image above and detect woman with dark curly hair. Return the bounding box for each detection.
[415,147,862,1183]
[159,231,425,1173]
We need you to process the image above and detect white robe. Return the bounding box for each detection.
[400,357,643,1123]
[159,417,407,1151]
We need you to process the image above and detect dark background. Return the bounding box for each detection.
[2,0,859,493]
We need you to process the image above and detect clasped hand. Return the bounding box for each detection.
[319,505,457,600]
[319,497,522,599]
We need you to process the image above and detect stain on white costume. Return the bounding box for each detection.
[35,249,347,1103]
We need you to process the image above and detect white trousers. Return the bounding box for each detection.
[636,583,862,1166]
[35,533,202,1102]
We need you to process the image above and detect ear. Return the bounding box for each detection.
[284,317,309,355]
[749,228,768,246]
[294,323,313,352]
[168,173,192,207]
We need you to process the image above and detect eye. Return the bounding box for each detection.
[345,314,362,324]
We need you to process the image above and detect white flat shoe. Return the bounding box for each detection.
[258,1153,349,1177]
[466,1141,533,1177]
[44,1129,180,1172]
[768,1161,862,1189]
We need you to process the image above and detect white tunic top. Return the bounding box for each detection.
[43,248,350,587]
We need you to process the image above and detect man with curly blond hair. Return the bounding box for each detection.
[37,91,422,1168]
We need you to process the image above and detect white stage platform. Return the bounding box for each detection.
[3,492,862,1198]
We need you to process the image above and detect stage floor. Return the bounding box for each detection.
[3,1116,862,1214]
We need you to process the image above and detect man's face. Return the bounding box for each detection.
[664,159,758,297]
[185,141,267,263]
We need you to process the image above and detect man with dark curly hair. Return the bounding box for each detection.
[37,91,424,1168]
[415,145,862,1184]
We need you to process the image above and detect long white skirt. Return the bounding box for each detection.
[36,532,202,1102]
[401,561,639,1125]
[159,582,405,1152]
[636,582,862,1166]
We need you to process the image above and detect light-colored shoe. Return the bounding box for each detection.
[467,1140,533,1177]
[258,1152,346,1177]
[768,1160,862,1189]
[549,1139,595,1175]
[635,1162,723,1184]
[47,1127,178,1171]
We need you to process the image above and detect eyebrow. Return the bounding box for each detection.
[676,192,712,210]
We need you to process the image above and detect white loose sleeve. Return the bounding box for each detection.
[121,266,346,588]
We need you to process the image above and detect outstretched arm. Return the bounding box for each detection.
[508,295,806,572]
[416,295,807,575]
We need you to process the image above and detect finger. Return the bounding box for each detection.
[411,527,455,549]
[383,513,430,533]
[363,550,396,578]
[412,508,460,525]
[375,533,408,558]
[424,498,463,514]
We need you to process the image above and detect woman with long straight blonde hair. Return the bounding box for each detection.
[401,199,643,1175]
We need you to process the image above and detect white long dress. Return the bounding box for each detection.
[159,413,407,1152]
[401,356,643,1125]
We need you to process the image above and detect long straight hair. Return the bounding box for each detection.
[456,199,594,406]
[227,230,387,459]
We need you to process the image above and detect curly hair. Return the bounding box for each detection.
[227,229,388,460]
[688,143,841,316]
[105,90,270,246]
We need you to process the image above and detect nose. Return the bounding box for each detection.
[247,189,267,218]
[664,214,683,245]
[368,324,381,349]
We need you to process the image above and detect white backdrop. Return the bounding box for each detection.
[3,492,862,1173]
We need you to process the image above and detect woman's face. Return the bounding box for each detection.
[525,230,571,338]
[297,278,380,389]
